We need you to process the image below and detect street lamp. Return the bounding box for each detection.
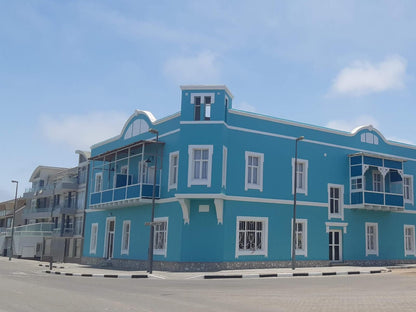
[292,136,304,270]
[9,180,18,261]
[147,128,159,274]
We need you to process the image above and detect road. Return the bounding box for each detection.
[1,259,416,312]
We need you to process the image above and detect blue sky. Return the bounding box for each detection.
[1,0,416,201]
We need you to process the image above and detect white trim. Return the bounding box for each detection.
[328,184,344,220]
[168,151,179,191]
[94,172,103,193]
[153,217,168,257]
[245,151,264,192]
[404,225,416,256]
[180,121,226,125]
[222,146,227,188]
[229,110,416,150]
[365,222,379,256]
[89,223,98,254]
[103,217,116,259]
[291,218,308,257]
[181,85,234,98]
[187,145,213,187]
[325,222,348,234]
[121,220,131,255]
[235,216,268,258]
[190,93,215,104]
[404,175,414,205]
[292,158,308,195]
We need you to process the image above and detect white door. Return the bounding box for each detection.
[329,230,342,261]
[105,219,115,259]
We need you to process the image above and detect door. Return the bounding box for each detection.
[105,219,115,259]
[329,230,342,261]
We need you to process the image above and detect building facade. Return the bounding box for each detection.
[19,151,89,261]
[82,85,416,271]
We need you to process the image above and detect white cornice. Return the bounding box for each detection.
[180,85,234,99]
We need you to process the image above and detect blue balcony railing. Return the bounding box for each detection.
[90,183,160,206]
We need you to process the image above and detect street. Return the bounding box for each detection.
[1,259,416,312]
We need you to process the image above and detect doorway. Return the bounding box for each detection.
[105,218,115,259]
[329,230,342,262]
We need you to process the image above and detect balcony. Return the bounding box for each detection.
[89,139,163,209]
[23,207,53,219]
[90,183,160,208]
[4,222,53,237]
[349,153,405,211]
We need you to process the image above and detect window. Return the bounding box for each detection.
[365,223,378,256]
[293,219,307,256]
[222,146,227,188]
[373,171,383,192]
[74,216,83,236]
[90,223,98,254]
[204,96,211,120]
[329,185,344,219]
[236,217,268,257]
[404,175,414,204]
[121,220,131,255]
[139,161,155,184]
[292,158,308,195]
[188,145,213,187]
[404,225,415,256]
[153,217,168,257]
[245,152,264,191]
[168,152,179,190]
[95,173,103,192]
[361,132,379,145]
[194,96,201,120]
[351,177,363,190]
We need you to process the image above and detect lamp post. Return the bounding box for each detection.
[292,136,304,270]
[147,128,159,274]
[9,180,18,261]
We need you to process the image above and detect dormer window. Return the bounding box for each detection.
[194,96,201,120]
[204,96,211,120]
[361,132,379,145]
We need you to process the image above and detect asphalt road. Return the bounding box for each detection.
[1,259,416,312]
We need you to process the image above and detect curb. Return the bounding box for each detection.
[203,269,390,279]
[44,270,148,279]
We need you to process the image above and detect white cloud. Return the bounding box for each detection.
[40,111,129,150]
[325,115,379,132]
[233,101,257,112]
[163,51,220,84]
[330,56,407,96]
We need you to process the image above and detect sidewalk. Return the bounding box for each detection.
[39,261,391,280]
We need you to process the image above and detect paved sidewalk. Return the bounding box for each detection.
[38,260,391,280]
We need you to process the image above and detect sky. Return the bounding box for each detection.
[1,0,416,201]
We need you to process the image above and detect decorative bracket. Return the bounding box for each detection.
[378,167,389,177]
[214,199,223,224]
[178,199,190,224]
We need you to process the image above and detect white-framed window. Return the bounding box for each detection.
[204,96,211,120]
[121,220,131,255]
[373,171,383,192]
[404,175,414,205]
[153,217,168,257]
[222,146,227,188]
[94,173,103,192]
[361,132,379,145]
[89,223,98,254]
[292,158,308,195]
[365,222,379,256]
[139,161,155,184]
[168,151,179,190]
[245,151,264,191]
[292,219,308,257]
[235,217,268,257]
[328,184,344,219]
[351,177,363,191]
[404,225,415,256]
[194,96,201,120]
[187,145,213,187]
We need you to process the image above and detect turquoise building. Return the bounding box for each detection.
[82,85,416,271]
